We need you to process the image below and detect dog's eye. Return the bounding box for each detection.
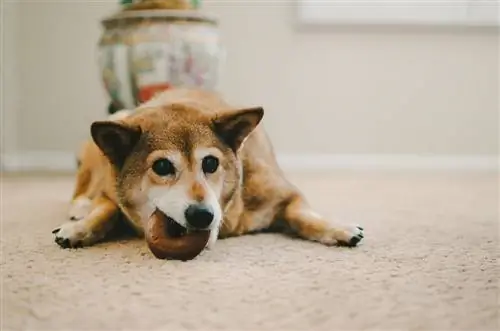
[202,155,219,174]
[152,158,175,176]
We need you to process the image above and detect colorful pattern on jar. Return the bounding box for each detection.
[98,12,222,109]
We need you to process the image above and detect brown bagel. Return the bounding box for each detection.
[145,209,210,261]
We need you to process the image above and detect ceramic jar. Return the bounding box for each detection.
[98,9,223,110]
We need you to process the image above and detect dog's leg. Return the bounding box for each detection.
[69,141,105,221]
[280,194,364,247]
[54,195,118,248]
[68,164,94,221]
[68,171,106,220]
[71,158,91,200]
[68,196,93,221]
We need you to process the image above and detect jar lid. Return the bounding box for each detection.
[101,9,218,28]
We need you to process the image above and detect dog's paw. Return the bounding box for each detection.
[68,197,92,221]
[340,225,364,247]
[319,225,364,247]
[52,221,95,249]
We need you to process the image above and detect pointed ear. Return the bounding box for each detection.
[90,121,142,168]
[213,107,264,151]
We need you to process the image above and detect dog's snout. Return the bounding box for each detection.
[185,204,214,229]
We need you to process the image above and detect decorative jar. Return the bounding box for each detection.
[98,9,223,111]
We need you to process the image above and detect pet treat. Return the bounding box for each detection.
[145,209,210,261]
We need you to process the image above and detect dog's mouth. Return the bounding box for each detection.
[164,214,212,238]
[145,209,211,261]
[164,216,188,238]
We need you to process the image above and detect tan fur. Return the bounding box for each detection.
[189,182,206,202]
[53,88,364,251]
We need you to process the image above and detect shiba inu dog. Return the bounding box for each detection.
[52,88,364,257]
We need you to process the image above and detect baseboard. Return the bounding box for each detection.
[1,151,498,173]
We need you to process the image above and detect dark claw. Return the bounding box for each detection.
[357,226,364,231]
[52,228,61,234]
[348,235,362,247]
[69,216,78,221]
[55,237,71,249]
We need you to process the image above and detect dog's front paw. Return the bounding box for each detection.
[52,221,95,248]
[339,225,364,247]
[319,225,364,247]
[68,197,92,221]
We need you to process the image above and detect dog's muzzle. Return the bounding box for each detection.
[184,204,214,229]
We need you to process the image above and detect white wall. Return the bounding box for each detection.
[1,1,498,170]
[205,2,499,156]
[1,0,20,155]
[16,1,115,152]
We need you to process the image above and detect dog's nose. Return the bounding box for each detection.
[184,204,214,229]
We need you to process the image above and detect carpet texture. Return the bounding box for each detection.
[1,172,498,331]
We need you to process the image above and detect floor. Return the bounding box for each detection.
[1,171,498,331]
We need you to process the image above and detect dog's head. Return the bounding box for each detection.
[90,103,263,247]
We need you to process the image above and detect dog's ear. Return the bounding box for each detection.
[213,107,264,152]
[90,121,142,168]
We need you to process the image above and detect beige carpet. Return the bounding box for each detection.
[1,171,498,331]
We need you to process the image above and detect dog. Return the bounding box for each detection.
[52,88,364,254]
